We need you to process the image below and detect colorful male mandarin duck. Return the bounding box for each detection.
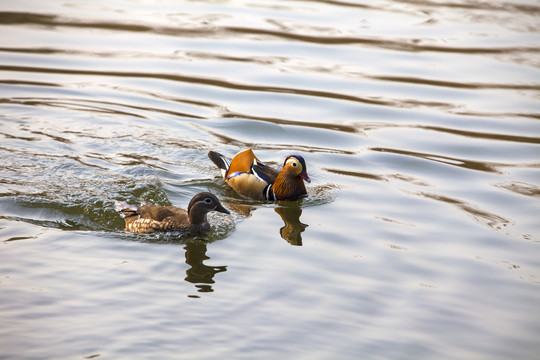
[115,192,229,235]
[208,149,311,201]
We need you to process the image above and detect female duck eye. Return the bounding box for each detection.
[204,198,212,204]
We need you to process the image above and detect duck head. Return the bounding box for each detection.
[283,155,311,183]
[187,192,230,225]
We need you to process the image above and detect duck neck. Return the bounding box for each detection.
[271,171,306,200]
[189,208,208,226]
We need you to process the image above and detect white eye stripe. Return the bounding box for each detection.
[193,199,213,207]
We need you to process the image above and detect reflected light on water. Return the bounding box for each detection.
[1,0,539,359]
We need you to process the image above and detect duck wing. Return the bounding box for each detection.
[115,201,139,218]
[138,205,188,222]
[251,161,279,184]
[210,149,279,183]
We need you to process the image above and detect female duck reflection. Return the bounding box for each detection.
[184,240,227,294]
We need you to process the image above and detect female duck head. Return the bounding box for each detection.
[187,192,230,224]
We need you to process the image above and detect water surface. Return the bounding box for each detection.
[1,1,539,359]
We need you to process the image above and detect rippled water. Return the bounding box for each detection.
[1,1,540,359]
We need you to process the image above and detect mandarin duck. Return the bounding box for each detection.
[208,149,311,201]
[115,192,229,235]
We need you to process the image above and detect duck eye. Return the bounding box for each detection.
[204,198,212,204]
[291,162,297,167]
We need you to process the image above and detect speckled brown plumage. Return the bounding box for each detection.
[116,192,229,235]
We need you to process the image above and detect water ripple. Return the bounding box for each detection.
[370,147,503,173]
[1,2,540,359]
[370,74,540,91]
[419,191,511,231]
[0,64,464,111]
[2,10,539,55]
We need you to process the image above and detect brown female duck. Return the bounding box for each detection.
[208,149,311,201]
[116,192,229,235]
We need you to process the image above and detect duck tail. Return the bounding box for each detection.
[114,200,139,218]
[208,151,231,178]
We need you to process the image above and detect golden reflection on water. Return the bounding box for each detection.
[275,205,308,246]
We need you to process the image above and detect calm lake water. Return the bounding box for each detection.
[1,1,540,359]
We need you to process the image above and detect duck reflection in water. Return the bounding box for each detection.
[227,200,308,246]
[183,240,227,293]
[274,202,308,246]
